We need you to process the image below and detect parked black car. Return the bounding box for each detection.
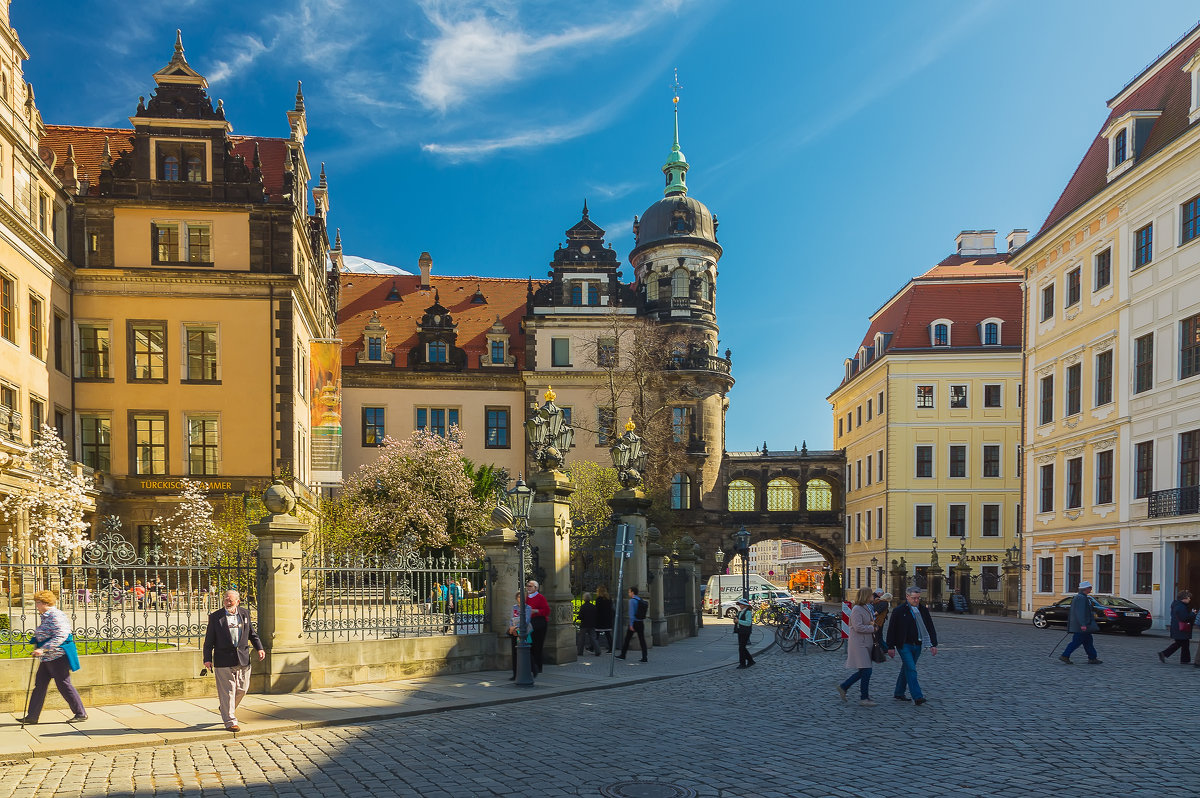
[1031,594,1153,635]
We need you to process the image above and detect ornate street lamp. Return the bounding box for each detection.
[735,525,751,601]
[527,387,575,471]
[713,549,725,615]
[496,475,535,687]
[609,418,648,489]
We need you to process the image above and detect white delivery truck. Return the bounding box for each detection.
[704,574,788,615]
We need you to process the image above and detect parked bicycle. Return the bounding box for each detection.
[774,607,843,653]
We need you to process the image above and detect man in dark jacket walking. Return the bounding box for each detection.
[1060,581,1102,665]
[1158,590,1195,665]
[577,592,601,656]
[885,586,938,706]
[203,590,264,731]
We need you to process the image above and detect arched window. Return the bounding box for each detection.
[984,322,999,345]
[672,268,690,298]
[646,275,659,301]
[186,155,203,182]
[570,283,583,306]
[806,479,832,511]
[933,324,949,346]
[427,340,448,363]
[699,274,711,302]
[368,337,382,361]
[162,155,180,182]
[587,282,600,306]
[727,479,756,512]
[767,478,799,511]
[671,473,691,510]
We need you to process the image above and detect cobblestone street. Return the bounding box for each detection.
[1,617,1196,797]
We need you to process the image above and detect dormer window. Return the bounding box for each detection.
[428,340,448,363]
[155,140,207,182]
[1185,48,1200,124]
[162,155,179,181]
[490,340,506,364]
[483,315,511,368]
[186,155,203,182]
[1104,111,1161,180]
[931,322,950,347]
[979,318,1003,346]
[357,310,390,365]
[368,337,382,360]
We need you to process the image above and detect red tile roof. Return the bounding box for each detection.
[338,274,546,370]
[1040,25,1200,234]
[40,125,293,201]
[835,254,1022,390]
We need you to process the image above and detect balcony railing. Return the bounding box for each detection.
[665,353,732,376]
[1148,486,1200,518]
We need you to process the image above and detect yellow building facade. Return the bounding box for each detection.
[38,34,336,542]
[1014,23,1200,624]
[831,232,1023,604]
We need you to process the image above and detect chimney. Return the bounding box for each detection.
[955,230,997,256]
[418,251,432,289]
[1006,229,1029,253]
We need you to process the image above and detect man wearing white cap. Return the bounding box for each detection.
[1060,580,1102,665]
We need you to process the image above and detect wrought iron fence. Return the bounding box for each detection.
[301,547,490,642]
[0,530,256,655]
[663,561,688,615]
[570,533,615,598]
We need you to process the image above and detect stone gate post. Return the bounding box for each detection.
[646,526,667,646]
[608,487,650,646]
[250,482,310,693]
[675,538,699,638]
[890,557,907,605]
[530,469,576,665]
[481,525,520,670]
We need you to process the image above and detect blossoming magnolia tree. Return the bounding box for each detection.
[153,477,219,561]
[0,425,92,555]
[340,427,490,557]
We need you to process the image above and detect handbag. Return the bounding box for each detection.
[871,642,888,664]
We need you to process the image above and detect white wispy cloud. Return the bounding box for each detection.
[414,0,683,113]
[207,35,268,84]
[421,116,597,161]
[588,181,641,200]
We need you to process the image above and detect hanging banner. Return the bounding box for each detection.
[310,338,343,483]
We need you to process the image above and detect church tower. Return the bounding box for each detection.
[628,78,732,512]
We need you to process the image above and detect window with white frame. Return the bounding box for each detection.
[152,221,212,264]
[1037,557,1053,593]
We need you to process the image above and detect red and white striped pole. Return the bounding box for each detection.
[841,600,852,639]
[799,600,812,640]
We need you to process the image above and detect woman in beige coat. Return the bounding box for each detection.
[836,587,878,706]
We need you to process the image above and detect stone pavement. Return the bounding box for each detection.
[0,618,752,763]
[3,615,1197,797]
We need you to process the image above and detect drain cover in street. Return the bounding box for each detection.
[599,781,698,798]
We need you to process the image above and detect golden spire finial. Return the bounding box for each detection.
[625,417,636,432]
[544,386,556,402]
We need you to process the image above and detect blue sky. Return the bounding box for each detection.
[13,0,1200,452]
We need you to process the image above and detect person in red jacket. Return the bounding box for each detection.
[525,580,550,675]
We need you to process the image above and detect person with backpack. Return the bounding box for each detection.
[734,597,755,668]
[617,586,648,662]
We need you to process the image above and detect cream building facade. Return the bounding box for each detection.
[831,232,1023,604]
[1015,22,1200,625]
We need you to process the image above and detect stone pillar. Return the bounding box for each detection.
[675,541,699,639]
[890,557,907,606]
[646,527,667,645]
[952,561,973,610]
[1002,562,1021,617]
[481,526,521,670]
[529,469,576,665]
[250,487,310,693]
[609,487,650,643]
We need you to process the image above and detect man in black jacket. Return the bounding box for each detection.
[203,590,264,731]
[885,586,938,706]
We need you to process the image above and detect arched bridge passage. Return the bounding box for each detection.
[669,447,846,581]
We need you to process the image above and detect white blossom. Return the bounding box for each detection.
[153,477,219,560]
[0,425,92,554]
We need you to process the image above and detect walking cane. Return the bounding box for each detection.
[19,653,37,729]
[1047,630,1070,657]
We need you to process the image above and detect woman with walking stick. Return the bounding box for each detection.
[17,590,86,725]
